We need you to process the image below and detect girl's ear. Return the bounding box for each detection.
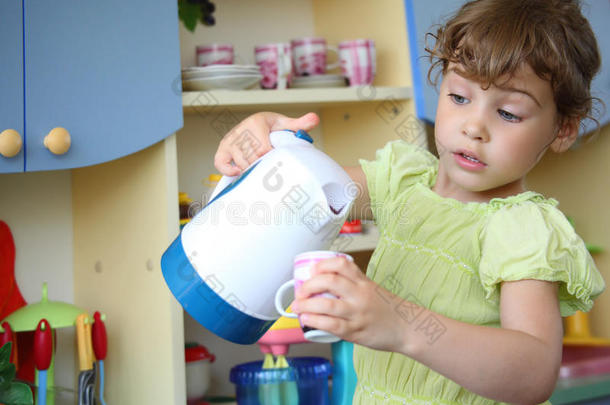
[550,118,579,153]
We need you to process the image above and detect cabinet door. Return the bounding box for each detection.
[24,0,183,172]
[0,0,24,173]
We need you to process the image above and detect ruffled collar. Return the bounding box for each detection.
[416,161,558,213]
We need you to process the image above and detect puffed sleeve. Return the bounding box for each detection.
[358,141,437,230]
[479,201,605,316]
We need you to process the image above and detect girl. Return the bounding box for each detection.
[214,0,606,403]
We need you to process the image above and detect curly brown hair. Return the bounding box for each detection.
[426,0,601,130]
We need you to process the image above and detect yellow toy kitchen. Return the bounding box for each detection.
[1,1,609,405]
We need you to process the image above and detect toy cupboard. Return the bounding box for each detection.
[1,0,608,403]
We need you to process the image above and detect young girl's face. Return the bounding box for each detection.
[433,63,560,201]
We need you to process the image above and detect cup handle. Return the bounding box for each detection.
[275,280,298,318]
[326,45,340,71]
[277,46,290,90]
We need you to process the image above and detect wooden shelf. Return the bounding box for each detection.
[182,86,412,111]
[331,223,380,253]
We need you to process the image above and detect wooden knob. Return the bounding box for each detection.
[44,127,71,155]
[0,129,23,158]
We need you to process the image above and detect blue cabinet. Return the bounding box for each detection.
[0,1,24,173]
[0,0,183,173]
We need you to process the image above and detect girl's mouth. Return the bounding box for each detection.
[453,150,487,170]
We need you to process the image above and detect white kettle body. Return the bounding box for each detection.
[161,130,354,344]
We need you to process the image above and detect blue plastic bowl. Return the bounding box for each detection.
[230,357,332,405]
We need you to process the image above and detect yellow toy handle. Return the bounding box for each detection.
[85,317,94,367]
[76,313,91,371]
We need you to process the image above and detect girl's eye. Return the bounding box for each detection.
[498,109,522,122]
[449,94,468,104]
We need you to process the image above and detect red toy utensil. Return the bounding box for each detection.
[0,221,27,320]
[0,321,16,364]
[0,221,34,383]
[92,312,107,360]
[34,319,53,405]
[92,311,107,405]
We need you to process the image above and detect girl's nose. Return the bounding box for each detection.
[462,116,490,142]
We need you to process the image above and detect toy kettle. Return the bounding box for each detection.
[161,130,354,344]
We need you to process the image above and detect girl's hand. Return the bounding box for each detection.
[214,112,319,176]
[292,256,408,353]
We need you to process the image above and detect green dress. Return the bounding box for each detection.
[353,141,606,405]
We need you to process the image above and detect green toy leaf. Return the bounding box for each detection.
[0,343,16,390]
[0,342,10,365]
[0,381,34,405]
[0,343,33,404]
[0,363,16,390]
[178,0,201,32]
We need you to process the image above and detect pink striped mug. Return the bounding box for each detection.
[339,39,376,86]
[196,43,234,66]
[254,43,292,89]
[275,250,353,343]
[291,37,339,76]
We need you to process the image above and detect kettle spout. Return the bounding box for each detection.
[322,182,353,215]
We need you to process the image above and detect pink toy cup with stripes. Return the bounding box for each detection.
[196,43,234,66]
[291,37,339,76]
[275,250,353,343]
[339,39,376,86]
[254,43,292,89]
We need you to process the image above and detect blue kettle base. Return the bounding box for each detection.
[161,235,275,344]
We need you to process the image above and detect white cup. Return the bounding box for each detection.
[275,250,353,343]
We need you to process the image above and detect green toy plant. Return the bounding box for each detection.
[178,0,216,32]
[0,343,33,405]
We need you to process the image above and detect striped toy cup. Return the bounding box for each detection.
[338,39,376,86]
[274,250,353,343]
[196,43,234,66]
[254,43,292,89]
[290,37,339,76]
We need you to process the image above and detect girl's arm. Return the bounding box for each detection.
[401,279,562,405]
[294,259,563,405]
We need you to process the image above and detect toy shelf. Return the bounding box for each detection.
[182,86,412,112]
[331,223,380,253]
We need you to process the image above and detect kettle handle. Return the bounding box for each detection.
[270,129,313,147]
[209,130,313,201]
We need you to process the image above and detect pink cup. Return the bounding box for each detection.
[254,43,292,89]
[275,250,353,343]
[291,37,339,76]
[339,39,376,86]
[196,43,234,66]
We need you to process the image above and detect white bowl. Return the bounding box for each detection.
[292,74,344,82]
[183,64,259,71]
[182,65,260,76]
[183,74,263,91]
[290,74,347,88]
[182,68,260,80]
